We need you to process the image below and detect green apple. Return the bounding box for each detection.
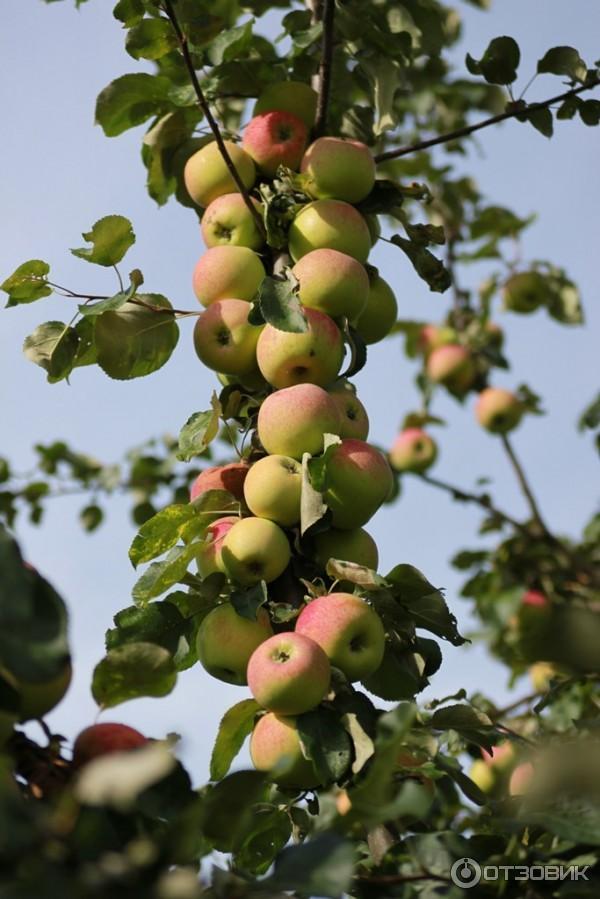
[247,632,331,715]
[328,380,369,440]
[190,462,249,502]
[256,307,344,389]
[73,723,148,768]
[221,517,291,585]
[201,193,264,250]
[475,387,523,434]
[292,248,369,321]
[389,428,437,473]
[502,271,546,314]
[243,455,302,527]
[254,81,318,129]
[257,383,341,459]
[354,274,398,344]
[469,759,495,793]
[0,662,72,722]
[193,299,262,376]
[193,246,265,307]
[314,526,379,570]
[195,516,239,578]
[250,712,320,788]
[300,137,376,204]
[184,140,256,208]
[242,111,308,176]
[295,592,385,681]
[196,602,273,685]
[426,344,475,393]
[288,199,371,263]
[323,439,394,529]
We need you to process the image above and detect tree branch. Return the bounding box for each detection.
[500,434,550,535]
[374,77,600,163]
[313,0,336,137]
[355,871,453,886]
[45,280,198,318]
[418,472,526,533]
[161,0,264,236]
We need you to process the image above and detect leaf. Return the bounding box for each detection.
[434,753,488,805]
[92,641,177,707]
[177,393,222,462]
[210,699,260,781]
[95,73,173,137]
[252,274,307,333]
[113,0,145,26]
[339,321,368,379]
[95,294,179,380]
[405,223,445,246]
[386,564,466,646]
[579,393,600,432]
[125,18,177,60]
[360,56,400,135]
[520,797,600,846]
[233,806,292,877]
[342,711,375,775]
[390,234,451,293]
[73,317,97,367]
[23,321,80,383]
[306,433,342,494]
[297,707,353,784]
[209,19,254,65]
[2,260,52,306]
[429,704,496,751]
[230,582,268,621]
[300,452,328,536]
[201,770,266,852]
[78,269,143,316]
[80,504,103,532]
[131,543,200,605]
[106,599,196,671]
[525,106,553,138]
[466,36,520,85]
[537,46,587,82]
[579,99,600,126]
[326,559,387,590]
[357,179,405,216]
[71,215,135,267]
[75,742,176,810]
[129,504,199,566]
[362,644,428,701]
[267,833,355,898]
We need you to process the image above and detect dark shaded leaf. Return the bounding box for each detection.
[537,46,587,82]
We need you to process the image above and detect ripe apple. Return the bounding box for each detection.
[193,299,261,376]
[522,590,548,608]
[190,462,249,502]
[243,455,302,527]
[475,387,523,434]
[482,742,515,772]
[292,248,369,321]
[257,383,341,459]
[314,527,379,571]
[295,592,385,681]
[193,246,266,307]
[502,271,546,314]
[256,307,344,389]
[469,759,495,793]
[195,515,239,578]
[73,722,147,768]
[197,603,273,685]
[354,274,398,345]
[323,439,394,529]
[300,137,376,204]
[389,428,437,474]
[328,380,369,440]
[426,344,475,393]
[242,111,308,176]
[184,140,256,208]
[1,662,72,722]
[254,81,318,129]
[221,517,291,585]
[417,323,457,356]
[247,632,331,715]
[201,193,264,250]
[288,199,371,263]
[509,761,534,796]
[250,712,320,788]
[529,661,556,691]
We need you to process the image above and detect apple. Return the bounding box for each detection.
[502,271,546,314]
[190,462,249,502]
[314,526,379,571]
[193,246,265,307]
[250,712,320,788]
[323,439,394,529]
[196,603,273,685]
[354,274,398,345]
[389,428,437,474]
[247,632,331,715]
[201,193,264,251]
[221,517,291,585]
[256,307,344,389]
[288,199,371,263]
[257,383,341,459]
[484,320,504,348]
[193,299,262,376]
[529,661,556,691]
[469,759,495,793]
[417,323,457,356]
[243,455,302,527]
[522,590,548,608]
[509,761,534,796]
[426,344,475,393]
[475,387,523,434]
[195,515,239,578]
[1,662,72,722]
[291,248,369,321]
[242,111,308,177]
[328,380,369,440]
[295,592,385,681]
[184,140,256,208]
[254,81,318,129]
[482,742,515,772]
[365,213,381,246]
[300,137,375,204]
[73,722,148,768]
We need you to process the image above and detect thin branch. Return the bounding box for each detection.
[313,0,336,137]
[500,434,550,535]
[375,77,600,162]
[355,871,453,886]
[45,280,197,318]
[490,692,542,721]
[418,472,526,533]
[161,0,265,236]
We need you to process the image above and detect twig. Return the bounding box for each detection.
[500,434,550,535]
[490,692,542,721]
[419,472,526,533]
[45,280,197,318]
[355,871,453,885]
[313,0,336,137]
[161,0,264,236]
[374,77,600,162]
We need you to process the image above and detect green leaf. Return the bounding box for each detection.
[113,0,145,26]
[92,641,177,707]
[2,260,52,307]
[525,106,553,138]
[306,433,342,494]
[434,753,487,805]
[209,19,254,65]
[537,46,587,82]
[71,215,135,267]
[386,564,466,646]
[132,543,200,605]
[95,294,179,380]
[579,393,600,432]
[356,179,405,217]
[405,223,445,246]
[467,36,520,85]
[233,806,292,877]
[95,73,173,137]
[339,321,368,379]
[520,797,600,846]
[210,698,260,781]
[359,56,400,135]
[80,504,103,532]
[390,234,451,293]
[106,600,196,671]
[23,321,80,383]
[362,644,428,701]
[267,834,355,898]
[297,707,353,784]
[129,503,199,566]
[201,770,266,852]
[300,452,328,536]
[230,581,268,621]
[326,559,387,590]
[252,274,306,333]
[126,18,177,60]
[177,393,222,462]
[73,317,97,367]
[79,269,143,317]
[578,98,600,126]
[429,704,495,751]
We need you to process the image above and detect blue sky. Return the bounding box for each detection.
[1,0,598,778]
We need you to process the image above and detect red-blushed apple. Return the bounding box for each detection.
[256,307,344,389]
[482,742,515,772]
[469,742,515,793]
[522,590,549,608]
[296,592,385,681]
[242,111,308,176]
[192,246,265,307]
[1,662,72,722]
[201,193,264,250]
[190,462,249,503]
[323,439,394,529]
[328,380,369,440]
[247,632,331,715]
[300,137,376,204]
[502,271,545,314]
[221,517,291,585]
[250,712,320,788]
[184,140,256,207]
[354,274,398,345]
[196,603,273,685]
[257,383,341,459]
[254,81,318,129]
[73,722,148,768]
[243,455,302,527]
[509,761,534,796]
[475,387,523,434]
[389,428,437,474]
[426,344,475,393]
[288,199,371,263]
[417,323,457,356]
[195,515,239,578]
[193,299,262,376]
[314,526,379,571]
[292,248,369,321]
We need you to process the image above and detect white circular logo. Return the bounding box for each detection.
[451,857,482,888]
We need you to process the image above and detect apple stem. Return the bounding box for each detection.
[313,0,336,138]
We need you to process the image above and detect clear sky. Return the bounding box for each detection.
[1,1,598,779]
